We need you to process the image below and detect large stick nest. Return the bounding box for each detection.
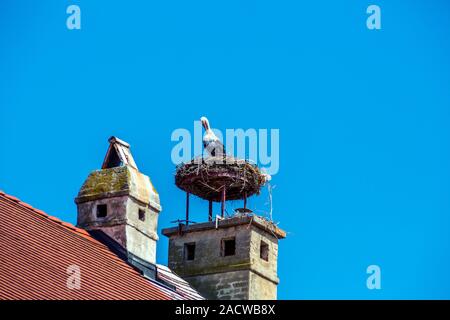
[175,156,265,202]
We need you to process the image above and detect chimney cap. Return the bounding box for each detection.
[102,136,138,170]
[108,136,130,148]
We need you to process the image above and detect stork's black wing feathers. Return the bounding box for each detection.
[204,140,225,157]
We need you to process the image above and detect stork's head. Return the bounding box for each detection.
[200,116,210,130]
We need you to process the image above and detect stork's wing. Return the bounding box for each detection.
[204,139,225,157]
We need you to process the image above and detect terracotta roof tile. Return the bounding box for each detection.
[0,192,200,300]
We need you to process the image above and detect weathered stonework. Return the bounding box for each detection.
[75,139,161,264]
[162,215,285,300]
[184,270,250,300]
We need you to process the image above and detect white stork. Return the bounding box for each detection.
[201,116,226,157]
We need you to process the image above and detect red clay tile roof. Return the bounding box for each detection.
[0,190,200,300]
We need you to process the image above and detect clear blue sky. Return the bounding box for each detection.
[1,0,450,299]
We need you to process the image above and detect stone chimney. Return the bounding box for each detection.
[75,137,161,264]
[162,214,285,300]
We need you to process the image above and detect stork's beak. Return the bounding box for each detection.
[201,118,208,130]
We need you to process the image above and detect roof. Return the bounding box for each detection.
[156,264,204,300]
[0,191,202,300]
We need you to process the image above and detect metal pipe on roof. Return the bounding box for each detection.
[186,192,190,226]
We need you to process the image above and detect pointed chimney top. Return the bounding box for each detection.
[102,136,138,170]
[108,136,130,147]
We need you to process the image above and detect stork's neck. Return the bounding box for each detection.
[203,121,211,131]
[204,128,216,138]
